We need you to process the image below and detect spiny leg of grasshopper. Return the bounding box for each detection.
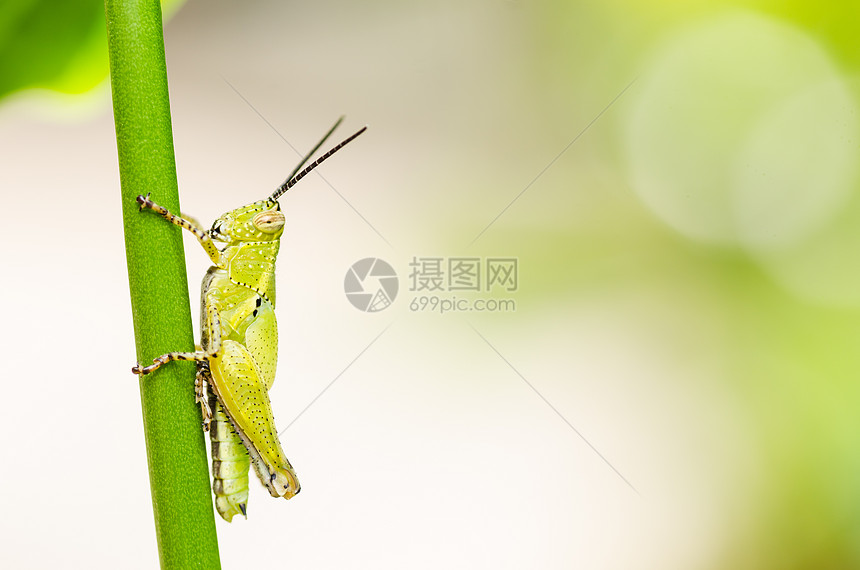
[131,296,223,375]
[136,193,224,266]
[133,194,228,425]
[195,363,214,431]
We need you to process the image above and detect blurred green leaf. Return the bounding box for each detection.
[0,0,184,100]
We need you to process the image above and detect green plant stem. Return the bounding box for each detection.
[104,0,221,567]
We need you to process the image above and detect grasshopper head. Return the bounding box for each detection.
[210,199,285,243]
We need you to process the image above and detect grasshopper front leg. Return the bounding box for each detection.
[136,193,225,267]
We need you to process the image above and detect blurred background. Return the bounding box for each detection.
[3,0,860,568]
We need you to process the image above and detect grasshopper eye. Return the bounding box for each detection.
[253,210,285,234]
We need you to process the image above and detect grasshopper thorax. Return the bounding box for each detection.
[210,199,284,244]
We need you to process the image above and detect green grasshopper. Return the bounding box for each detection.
[132,118,366,521]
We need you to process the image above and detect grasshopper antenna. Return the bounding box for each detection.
[271,121,367,201]
[284,116,343,183]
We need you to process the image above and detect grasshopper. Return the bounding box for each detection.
[132,118,366,521]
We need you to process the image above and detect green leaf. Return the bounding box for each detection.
[0,0,184,100]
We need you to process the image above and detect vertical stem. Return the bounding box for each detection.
[104,0,221,567]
